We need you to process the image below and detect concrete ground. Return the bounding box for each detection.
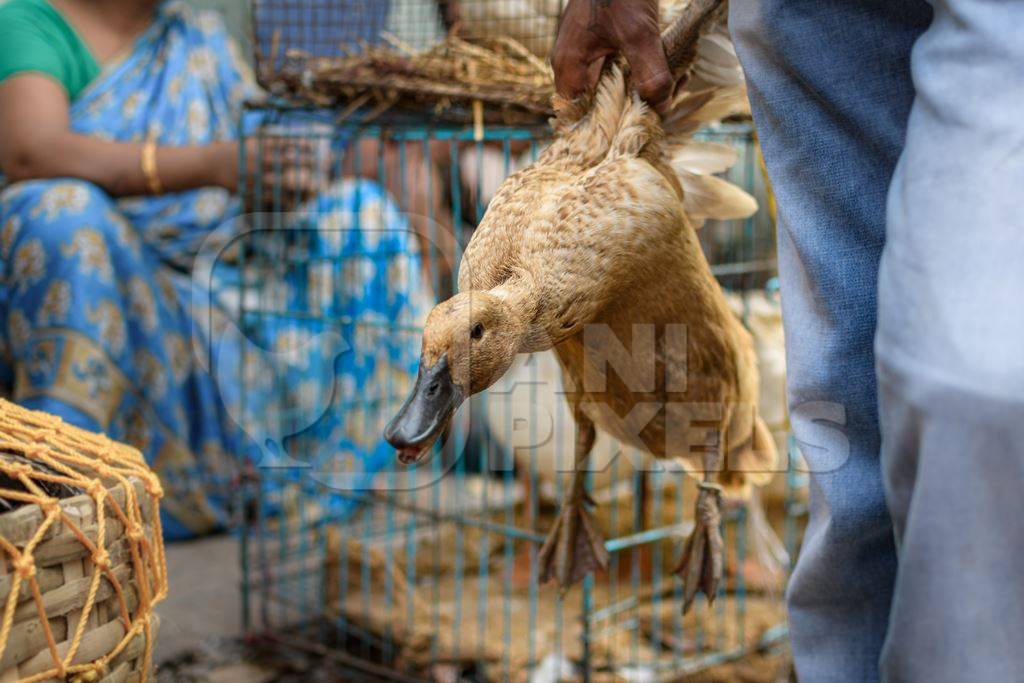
[152,533,795,682]
[156,534,244,663]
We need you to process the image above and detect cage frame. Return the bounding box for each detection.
[230,100,801,682]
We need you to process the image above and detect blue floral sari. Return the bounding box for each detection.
[0,2,427,539]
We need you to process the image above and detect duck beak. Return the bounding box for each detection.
[384,355,463,465]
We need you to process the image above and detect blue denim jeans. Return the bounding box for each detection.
[730,1,1024,680]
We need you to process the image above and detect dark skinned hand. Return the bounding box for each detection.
[551,0,674,114]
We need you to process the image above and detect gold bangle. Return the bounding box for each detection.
[141,140,164,195]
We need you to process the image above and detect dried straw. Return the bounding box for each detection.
[261,34,556,123]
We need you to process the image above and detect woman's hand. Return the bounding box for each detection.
[212,137,324,210]
[551,0,673,113]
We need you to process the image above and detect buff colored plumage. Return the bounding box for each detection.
[386,0,777,613]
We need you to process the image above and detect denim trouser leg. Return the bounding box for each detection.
[729,2,932,680]
[877,1,1024,680]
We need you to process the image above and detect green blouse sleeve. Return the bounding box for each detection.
[0,0,100,101]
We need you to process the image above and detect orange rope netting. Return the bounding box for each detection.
[0,398,167,682]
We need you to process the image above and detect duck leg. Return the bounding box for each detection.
[675,450,725,614]
[538,416,609,590]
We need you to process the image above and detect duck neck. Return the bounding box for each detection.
[489,275,544,353]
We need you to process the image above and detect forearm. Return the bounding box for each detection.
[2,132,236,196]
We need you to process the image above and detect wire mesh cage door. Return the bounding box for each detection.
[234,109,798,682]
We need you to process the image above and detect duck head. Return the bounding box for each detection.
[384,290,526,464]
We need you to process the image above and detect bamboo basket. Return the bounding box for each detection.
[0,399,167,683]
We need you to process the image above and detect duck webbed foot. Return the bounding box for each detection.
[676,481,725,614]
[538,493,609,591]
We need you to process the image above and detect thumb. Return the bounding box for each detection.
[620,40,674,114]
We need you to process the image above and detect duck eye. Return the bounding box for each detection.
[471,322,485,340]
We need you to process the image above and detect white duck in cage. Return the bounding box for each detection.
[385,0,778,612]
[384,0,561,56]
[451,0,564,56]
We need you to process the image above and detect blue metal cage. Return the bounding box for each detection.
[231,105,805,681]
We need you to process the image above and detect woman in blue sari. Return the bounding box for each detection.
[0,0,428,538]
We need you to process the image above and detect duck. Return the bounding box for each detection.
[385,0,778,613]
[457,0,562,57]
